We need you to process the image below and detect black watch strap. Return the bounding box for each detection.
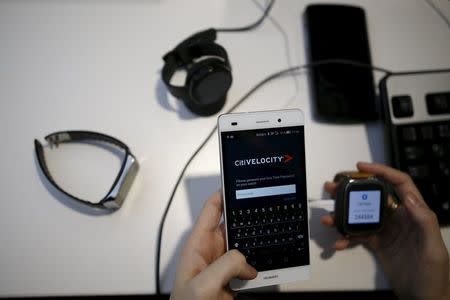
[34,130,137,210]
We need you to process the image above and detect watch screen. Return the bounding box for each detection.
[348,190,381,224]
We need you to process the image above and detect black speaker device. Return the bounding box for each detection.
[162,29,232,116]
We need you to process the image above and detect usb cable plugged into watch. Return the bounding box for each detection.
[34,130,139,212]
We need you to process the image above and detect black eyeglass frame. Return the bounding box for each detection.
[34,130,139,211]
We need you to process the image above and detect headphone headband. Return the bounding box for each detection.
[173,28,217,50]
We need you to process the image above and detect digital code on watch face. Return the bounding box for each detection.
[348,190,381,224]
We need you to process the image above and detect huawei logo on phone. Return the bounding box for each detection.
[263,274,279,280]
[234,154,294,167]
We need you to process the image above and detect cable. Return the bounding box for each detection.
[252,0,300,108]
[216,0,275,33]
[155,59,393,294]
[156,1,275,294]
[424,0,450,29]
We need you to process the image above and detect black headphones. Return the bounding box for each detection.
[161,28,232,116]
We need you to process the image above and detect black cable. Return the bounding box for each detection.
[216,0,275,33]
[155,59,393,294]
[424,0,450,29]
[156,1,276,294]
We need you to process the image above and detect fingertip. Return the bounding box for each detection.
[356,161,373,171]
[320,215,335,227]
[234,251,258,280]
[236,267,258,281]
[324,181,337,195]
[244,264,258,279]
[334,238,350,250]
[210,190,223,203]
[200,249,255,286]
[324,181,336,189]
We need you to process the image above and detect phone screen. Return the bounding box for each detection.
[221,126,309,271]
[305,4,378,122]
[348,190,381,224]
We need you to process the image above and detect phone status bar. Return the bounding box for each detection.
[225,129,299,140]
[255,129,299,137]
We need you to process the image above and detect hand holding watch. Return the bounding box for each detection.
[333,171,391,236]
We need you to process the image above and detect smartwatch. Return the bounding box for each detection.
[34,131,139,211]
[334,171,388,236]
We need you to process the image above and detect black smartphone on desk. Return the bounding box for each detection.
[304,4,378,123]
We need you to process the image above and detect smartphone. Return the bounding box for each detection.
[218,109,310,290]
[304,4,378,123]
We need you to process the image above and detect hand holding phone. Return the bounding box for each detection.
[218,109,311,290]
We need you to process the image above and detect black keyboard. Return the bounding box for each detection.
[380,70,450,225]
[227,203,309,271]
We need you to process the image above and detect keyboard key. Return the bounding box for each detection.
[426,92,450,115]
[438,124,450,139]
[407,165,430,178]
[419,125,434,140]
[400,126,417,142]
[392,95,414,118]
[404,146,425,161]
[438,162,450,177]
[431,143,447,158]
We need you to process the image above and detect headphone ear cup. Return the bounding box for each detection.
[184,57,232,116]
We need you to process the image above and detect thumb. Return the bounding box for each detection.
[195,249,257,287]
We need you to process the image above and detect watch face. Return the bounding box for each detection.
[191,66,232,105]
[348,190,381,224]
[344,180,385,235]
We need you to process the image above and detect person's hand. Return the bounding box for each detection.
[170,190,257,300]
[321,162,450,300]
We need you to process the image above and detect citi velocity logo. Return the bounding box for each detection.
[234,154,293,167]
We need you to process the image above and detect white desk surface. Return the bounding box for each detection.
[1,0,449,297]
